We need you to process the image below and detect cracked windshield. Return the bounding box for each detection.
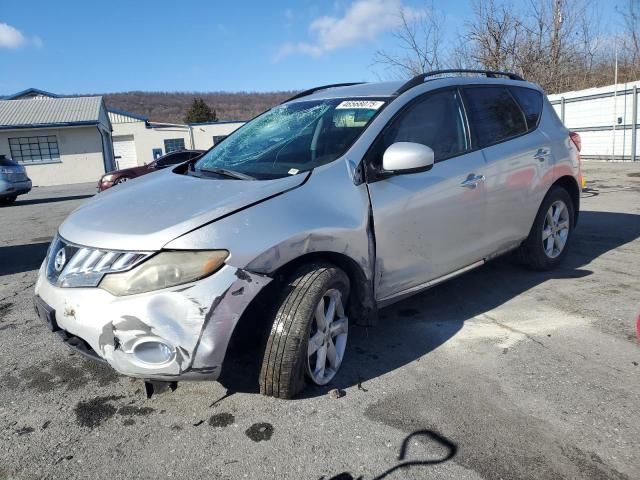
[194,99,386,179]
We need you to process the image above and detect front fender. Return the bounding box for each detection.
[164,159,373,284]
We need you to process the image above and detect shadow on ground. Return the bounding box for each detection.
[321,429,458,480]
[222,209,640,397]
[8,194,94,206]
[0,242,49,276]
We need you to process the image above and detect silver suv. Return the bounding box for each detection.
[35,70,582,398]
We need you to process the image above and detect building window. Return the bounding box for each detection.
[152,148,163,159]
[213,135,227,144]
[164,138,185,153]
[9,135,60,164]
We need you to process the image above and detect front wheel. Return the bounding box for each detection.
[259,263,350,399]
[517,186,574,270]
[0,196,16,205]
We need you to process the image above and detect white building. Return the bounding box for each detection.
[548,81,640,161]
[0,88,245,186]
[0,88,115,186]
[109,110,243,170]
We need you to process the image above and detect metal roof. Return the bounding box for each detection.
[0,96,103,129]
[108,108,149,122]
[3,87,60,100]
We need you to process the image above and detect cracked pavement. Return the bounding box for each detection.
[0,162,639,479]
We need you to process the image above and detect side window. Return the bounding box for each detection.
[375,89,468,163]
[509,87,543,130]
[463,87,527,148]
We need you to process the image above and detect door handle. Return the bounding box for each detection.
[460,174,485,189]
[534,148,550,162]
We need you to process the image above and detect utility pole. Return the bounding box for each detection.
[612,37,619,162]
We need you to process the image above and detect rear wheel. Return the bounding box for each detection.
[0,196,16,205]
[259,263,350,399]
[517,186,574,270]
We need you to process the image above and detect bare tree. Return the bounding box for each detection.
[373,2,444,77]
[464,0,521,71]
[618,0,640,75]
[372,0,634,92]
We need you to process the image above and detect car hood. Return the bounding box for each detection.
[105,165,149,177]
[59,168,309,251]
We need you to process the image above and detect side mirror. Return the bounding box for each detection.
[382,142,435,173]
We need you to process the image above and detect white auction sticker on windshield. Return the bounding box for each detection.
[336,100,385,110]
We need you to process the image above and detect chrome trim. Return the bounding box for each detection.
[378,260,485,307]
[46,235,154,288]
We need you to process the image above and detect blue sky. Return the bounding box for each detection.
[0,0,625,94]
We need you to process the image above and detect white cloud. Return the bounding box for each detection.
[0,23,43,49]
[275,0,420,61]
[0,23,25,49]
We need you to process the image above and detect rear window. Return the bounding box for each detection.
[463,86,527,149]
[509,87,543,129]
[0,155,18,167]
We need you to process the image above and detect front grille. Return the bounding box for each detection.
[46,235,153,288]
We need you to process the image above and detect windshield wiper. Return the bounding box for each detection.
[199,167,256,180]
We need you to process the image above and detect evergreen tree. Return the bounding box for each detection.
[184,97,217,123]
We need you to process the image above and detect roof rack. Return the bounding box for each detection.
[281,82,366,104]
[395,69,524,95]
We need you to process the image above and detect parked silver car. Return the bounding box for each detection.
[34,70,582,398]
[0,155,31,204]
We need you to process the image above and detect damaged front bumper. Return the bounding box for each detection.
[34,263,271,381]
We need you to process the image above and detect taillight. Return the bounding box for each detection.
[570,132,586,188]
[569,131,581,152]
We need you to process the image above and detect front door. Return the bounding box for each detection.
[366,89,489,302]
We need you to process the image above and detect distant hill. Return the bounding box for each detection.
[102,91,297,124]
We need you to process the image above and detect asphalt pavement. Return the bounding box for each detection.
[0,163,639,479]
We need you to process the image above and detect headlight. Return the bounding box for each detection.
[99,250,229,296]
[102,174,115,182]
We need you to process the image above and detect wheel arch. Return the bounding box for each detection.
[219,250,377,393]
[552,175,580,225]
[268,251,377,328]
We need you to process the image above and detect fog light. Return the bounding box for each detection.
[133,340,174,365]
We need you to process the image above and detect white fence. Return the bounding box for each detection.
[547,81,640,161]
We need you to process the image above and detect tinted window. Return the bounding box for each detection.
[0,156,18,167]
[509,87,543,130]
[156,152,190,167]
[375,89,468,163]
[463,87,527,148]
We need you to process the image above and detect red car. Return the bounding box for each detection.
[98,149,204,191]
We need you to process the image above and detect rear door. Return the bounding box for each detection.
[367,88,490,302]
[461,85,550,251]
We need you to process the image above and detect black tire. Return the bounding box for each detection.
[259,263,350,399]
[517,186,575,270]
[0,196,16,205]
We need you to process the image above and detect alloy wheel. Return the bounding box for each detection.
[306,288,348,385]
[542,200,570,259]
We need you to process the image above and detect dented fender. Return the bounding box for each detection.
[164,159,378,325]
